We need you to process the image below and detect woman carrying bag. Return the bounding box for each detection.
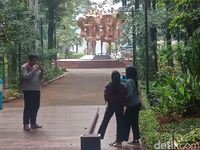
[124,66,141,144]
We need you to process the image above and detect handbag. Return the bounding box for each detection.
[138,84,146,110]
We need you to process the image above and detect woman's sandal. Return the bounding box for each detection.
[109,141,122,148]
[127,140,140,145]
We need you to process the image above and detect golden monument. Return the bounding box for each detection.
[77,7,125,55]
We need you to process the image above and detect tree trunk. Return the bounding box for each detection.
[166,28,174,66]
[132,7,136,66]
[150,26,158,73]
[133,0,139,67]
[10,52,18,81]
[165,0,174,67]
[76,44,78,53]
[28,0,39,50]
[149,0,158,78]
[28,0,34,11]
[34,0,39,50]
[53,21,57,50]
[135,0,139,9]
[28,0,35,50]
[48,0,55,49]
[31,0,39,30]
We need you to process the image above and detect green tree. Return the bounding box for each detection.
[40,0,90,50]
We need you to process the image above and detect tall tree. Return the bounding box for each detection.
[43,0,90,49]
[28,0,39,50]
[164,0,174,67]
[170,0,200,74]
[47,0,55,49]
[149,0,158,77]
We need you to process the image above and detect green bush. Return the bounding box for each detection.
[139,96,200,150]
[43,66,64,83]
[151,68,200,116]
[68,52,84,59]
[140,109,160,149]
[162,118,200,145]
[140,107,200,149]
[140,108,175,149]
[9,77,20,97]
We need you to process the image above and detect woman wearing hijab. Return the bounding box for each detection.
[124,66,141,144]
[98,70,127,148]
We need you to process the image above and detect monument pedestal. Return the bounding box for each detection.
[57,54,129,69]
[93,54,111,60]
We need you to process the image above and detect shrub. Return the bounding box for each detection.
[139,99,200,149]
[151,68,200,117]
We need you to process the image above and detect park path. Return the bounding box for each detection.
[1,68,143,150]
[4,69,122,108]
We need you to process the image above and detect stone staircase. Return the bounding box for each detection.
[57,59,129,69]
[57,54,131,69]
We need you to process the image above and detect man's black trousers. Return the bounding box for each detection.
[23,91,40,125]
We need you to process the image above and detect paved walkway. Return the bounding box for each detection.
[1,69,143,150]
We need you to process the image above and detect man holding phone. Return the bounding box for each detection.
[21,54,43,131]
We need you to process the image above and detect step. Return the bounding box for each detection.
[57,59,128,69]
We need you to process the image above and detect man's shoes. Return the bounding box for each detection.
[31,124,43,129]
[23,124,31,131]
